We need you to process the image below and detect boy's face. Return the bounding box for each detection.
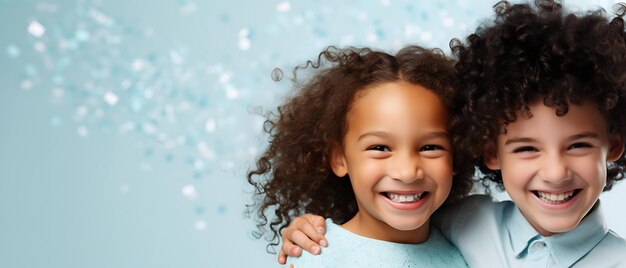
[330,81,453,243]
[485,101,624,236]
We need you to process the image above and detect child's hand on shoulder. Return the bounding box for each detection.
[278,214,328,264]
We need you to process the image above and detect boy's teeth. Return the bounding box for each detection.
[386,192,424,203]
[536,190,575,204]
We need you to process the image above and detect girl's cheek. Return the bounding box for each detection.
[361,160,383,174]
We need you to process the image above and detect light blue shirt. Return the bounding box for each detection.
[434,195,626,267]
[287,218,467,267]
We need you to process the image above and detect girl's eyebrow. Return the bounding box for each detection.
[358,131,449,141]
[421,131,450,139]
[358,131,390,141]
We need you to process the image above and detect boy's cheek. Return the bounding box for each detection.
[500,164,533,189]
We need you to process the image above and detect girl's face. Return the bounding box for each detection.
[485,101,624,236]
[331,81,453,243]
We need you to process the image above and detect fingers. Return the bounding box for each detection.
[296,218,327,248]
[291,230,321,255]
[280,236,302,257]
[279,214,329,261]
[306,215,328,246]
[304,214,327,233]
[277,249,288,265]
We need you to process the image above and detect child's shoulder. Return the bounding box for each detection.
[287,219,468,267]
[601,230,626,253]
[573,229,626,266]
[434,194,516,235]
[598,229,626,249]
[287,219,376,267]
[285,219,349,267]
[602,230,626,250]
[606,230,626,244]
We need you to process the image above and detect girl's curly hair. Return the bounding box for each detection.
[451,0,626,191]
[247,45,474,251]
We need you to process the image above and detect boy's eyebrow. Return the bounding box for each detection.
[504,132,600,145]
[358,131,449,141]
[504,137,536,145]
[568,132,600,141]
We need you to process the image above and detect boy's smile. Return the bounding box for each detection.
[485,101,624,236]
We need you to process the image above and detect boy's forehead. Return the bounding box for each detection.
[498,100,609,138]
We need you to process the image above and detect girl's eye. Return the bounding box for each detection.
[512,146,537,153]
[568,142,592,150]
[421,145,444,151]
[367,145,391,152]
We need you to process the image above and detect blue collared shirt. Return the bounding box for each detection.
[434,195,626,267]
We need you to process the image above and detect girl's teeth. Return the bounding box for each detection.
[387,193,424,203]
[536,190,575,204]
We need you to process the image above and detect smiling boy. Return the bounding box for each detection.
[483,101,622,237]
[436,99,625,266]
[436,0,626,266]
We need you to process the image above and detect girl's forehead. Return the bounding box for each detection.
[346,81,449,133]
[352,82,445,111]
[354,81,444,105]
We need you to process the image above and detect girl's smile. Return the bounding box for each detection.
[381,191,430,210]
[331,81,453,244]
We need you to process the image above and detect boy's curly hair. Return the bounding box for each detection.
[451,0,626,191]
[247,46,474,251]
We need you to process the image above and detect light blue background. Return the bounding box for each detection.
[1,0,624,267]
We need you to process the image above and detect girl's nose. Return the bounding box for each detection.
[389,154,424,184]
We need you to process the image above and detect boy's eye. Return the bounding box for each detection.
[367,145,391,152]
[512,146,537,153]
[421,145,444,151]
[568,142,592,150]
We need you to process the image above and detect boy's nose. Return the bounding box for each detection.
[540,153,572,185]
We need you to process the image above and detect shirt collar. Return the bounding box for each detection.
[505,201,609,267]
[545,201,608,267]
[505,203,541,257]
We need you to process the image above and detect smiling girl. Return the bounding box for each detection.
[247,46,473,267]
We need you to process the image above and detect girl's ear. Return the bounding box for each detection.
[483,141,501,171]
[607,134,625,162]
[330,144,348,177]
